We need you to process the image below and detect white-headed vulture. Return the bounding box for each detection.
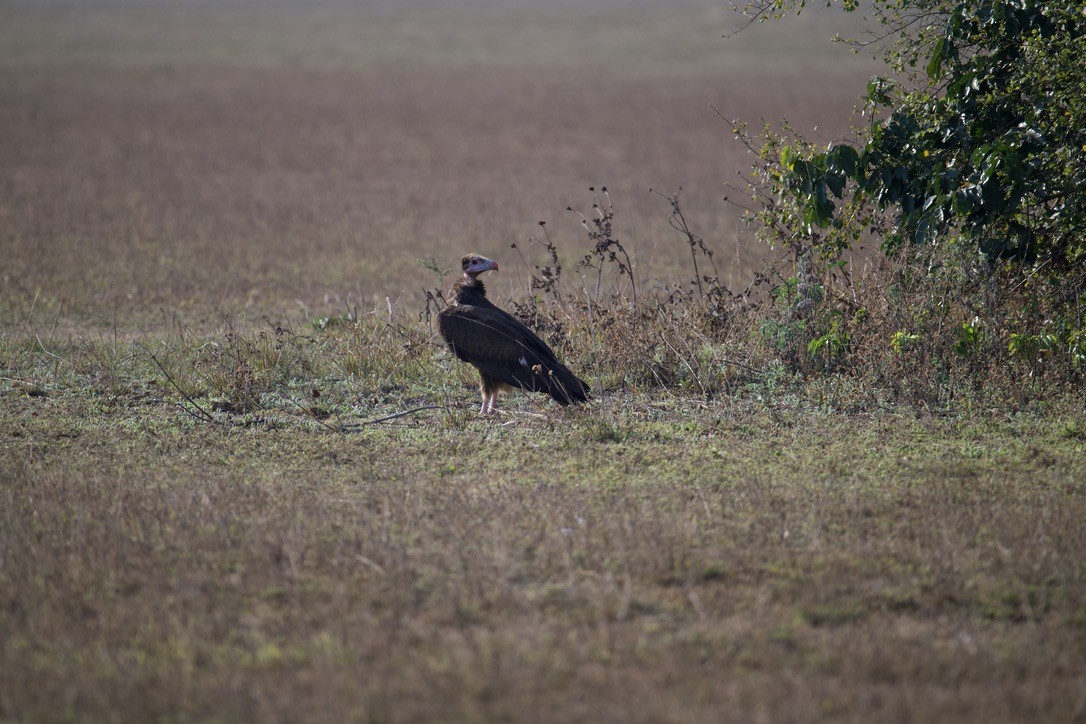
[438,253,590,414]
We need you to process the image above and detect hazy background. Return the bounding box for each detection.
[0,0,879,329]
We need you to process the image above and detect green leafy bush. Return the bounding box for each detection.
[730,0,1086,387]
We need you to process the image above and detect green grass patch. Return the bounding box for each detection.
[1,326,1084,722]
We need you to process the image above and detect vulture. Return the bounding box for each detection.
[438,253,590,414]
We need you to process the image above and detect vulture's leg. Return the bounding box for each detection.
[479,374,494,415]
[478,373,507,415]
[479,391,498,415]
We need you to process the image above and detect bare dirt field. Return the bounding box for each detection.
[0,0,877,328]
[2,2,1084,722]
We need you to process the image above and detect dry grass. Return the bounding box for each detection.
[2,345,1085,722]
[2,1,1084,722]
[0,0,877,333]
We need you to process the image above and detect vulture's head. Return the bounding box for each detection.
[461,253,499,280]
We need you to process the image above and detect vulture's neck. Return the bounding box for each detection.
[450,275,487,305]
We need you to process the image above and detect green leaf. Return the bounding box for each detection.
[866,76,893,106]
[927,38,948,80]
[828,144,859,177]
[780,145,795,170]
[826,171,845,199]
[980,179,1005,211]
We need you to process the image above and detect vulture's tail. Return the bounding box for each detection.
[544,365,591,405]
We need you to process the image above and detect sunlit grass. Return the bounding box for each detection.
[2,322,1085,721]
[1,2,1082,720]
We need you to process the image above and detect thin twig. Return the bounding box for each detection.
[34,335,73,368]
[720,356,767,377]
[498,409,548,425]
[340,405,445,429]
[147,350,218,425]
[1007,257,1054,295]
[285,396,343,435]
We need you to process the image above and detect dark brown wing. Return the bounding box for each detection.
[438,304,589,404]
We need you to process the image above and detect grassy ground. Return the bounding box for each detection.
[2,329,1085,722]
[2,1,1085,721]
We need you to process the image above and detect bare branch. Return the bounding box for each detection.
[147,349,219,425]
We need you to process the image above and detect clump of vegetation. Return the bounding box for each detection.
[504,187,766,401]
[710,0,1086,407]
[493,169,1078,413]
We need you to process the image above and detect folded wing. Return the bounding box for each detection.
[438,305,590,405]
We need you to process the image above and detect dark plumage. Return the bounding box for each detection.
[438,253,590,414]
